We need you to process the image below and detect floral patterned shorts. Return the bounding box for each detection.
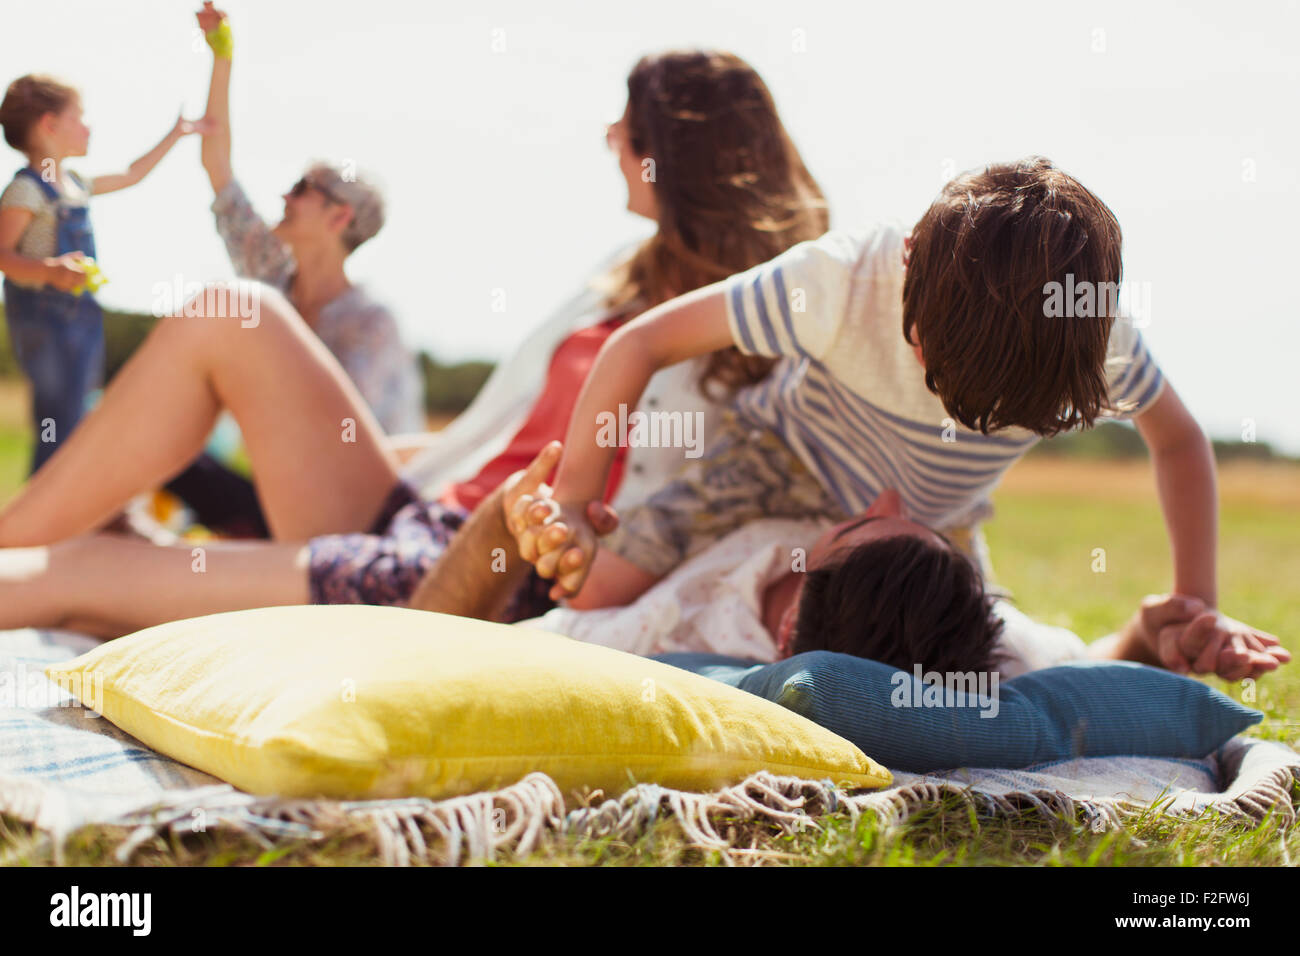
[307,482,466,606]
[306,481,560,621]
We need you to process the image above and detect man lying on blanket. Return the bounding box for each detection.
[409,442,1289,682]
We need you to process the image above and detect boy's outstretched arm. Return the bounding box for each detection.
[1134,381,1218,606]
[517,283,734,598]
[1134,381,1288,673]
[90,115,209,197]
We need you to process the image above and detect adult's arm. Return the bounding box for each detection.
[406,482,531,621]
[407,442,615,620]
[197,3,233,195]
[193,6,293,284]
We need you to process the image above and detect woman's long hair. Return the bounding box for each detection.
[603,51,829,397]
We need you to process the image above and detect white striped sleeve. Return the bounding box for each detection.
[724,230,859,362]
[1103,315,1166,418]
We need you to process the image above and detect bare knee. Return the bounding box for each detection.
[163,280,299,336]
[151,281,309,375]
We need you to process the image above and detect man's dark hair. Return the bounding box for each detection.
[790,534,1005,675]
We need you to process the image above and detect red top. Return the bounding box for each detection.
[441,315,629,512]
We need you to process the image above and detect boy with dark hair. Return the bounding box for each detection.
[509,157,1284,679]
[903,156,1125,436]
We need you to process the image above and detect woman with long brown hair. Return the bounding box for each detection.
[0,51,829,635]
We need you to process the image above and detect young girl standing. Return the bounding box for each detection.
[0,74,204,472]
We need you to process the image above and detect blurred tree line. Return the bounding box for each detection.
[1029,419,1289,463]
[0,303,1292,461]
[0,303,494,415]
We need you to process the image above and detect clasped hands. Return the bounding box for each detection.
[500,443,1289,682]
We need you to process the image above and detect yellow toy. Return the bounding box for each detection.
[205,20,233,60]
[69,257,108,297]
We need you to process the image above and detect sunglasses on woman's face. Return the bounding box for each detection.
[288,177,343,203]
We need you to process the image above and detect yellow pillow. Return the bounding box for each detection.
[47,605,890,799]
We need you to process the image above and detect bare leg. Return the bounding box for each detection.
[0,534,309,636]
[0,282,401,546]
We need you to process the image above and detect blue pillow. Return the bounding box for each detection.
[651,652,1262,773]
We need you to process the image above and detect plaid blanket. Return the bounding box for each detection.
[0,628,226,835]
[3,626,1297,865]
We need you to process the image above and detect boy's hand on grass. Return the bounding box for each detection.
[1139,593,1289,681]
[502,441,617,600]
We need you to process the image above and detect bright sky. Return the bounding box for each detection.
[3,0,1297,451]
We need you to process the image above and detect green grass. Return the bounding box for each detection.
[988,487,1300,642]
[0,423,1297,865]
[0,426,27,498]
[983,466,1300,731]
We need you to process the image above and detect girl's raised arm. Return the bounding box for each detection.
[91,114,208,196]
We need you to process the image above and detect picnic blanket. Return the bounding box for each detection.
[3,627,1298,865]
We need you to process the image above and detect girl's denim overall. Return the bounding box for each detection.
[2,167,105,473]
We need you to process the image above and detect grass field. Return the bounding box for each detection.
[0,380,1296,866]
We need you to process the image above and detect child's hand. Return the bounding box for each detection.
[172,113,216,138]
[502,441,617,600]
[42,253,88,293]
[1138,593,1289,681]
